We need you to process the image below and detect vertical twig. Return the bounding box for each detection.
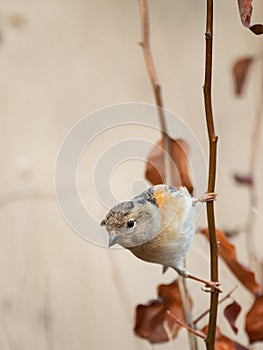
[203,1,219,350]
[178,277,199,349]
[107,250,132,321]
[138,0,172,186]
[246,60,263,285]
[138,1,197,349]
[44,273,53,350]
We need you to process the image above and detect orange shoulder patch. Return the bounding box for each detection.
[155,193,164,207]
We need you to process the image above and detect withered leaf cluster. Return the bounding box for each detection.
[134,280,192,343]
[134,227,263,345]
[145,137,193,195]
[200,229,259,295]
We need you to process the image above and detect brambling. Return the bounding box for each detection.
[101,184,220,292]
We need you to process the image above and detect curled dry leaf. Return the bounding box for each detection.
[224,301,241,334]
[145,137,193,195]
[249,24,263,35]
[134,301,169,344]
[202,326,249,350]
[237,0,263,34]
[223,229,241,239]
[200,229,259,294]
[232,57,253,96]
[237,0,252,27]
[233,173,254,186]
[232,341,250,350]
[245,295,263,343]
[134,280,192,344]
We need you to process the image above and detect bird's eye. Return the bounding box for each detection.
[127,219,135,228]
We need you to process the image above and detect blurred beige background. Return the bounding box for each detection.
[0,0,263,349]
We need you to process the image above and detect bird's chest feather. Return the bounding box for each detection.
[159,193,190,237]
[129,193,194,264]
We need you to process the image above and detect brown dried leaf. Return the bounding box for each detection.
[224,229,241,239]
[237,0,252,27]
[224,301,241,334]
[232,57,253,95]
[145,138,193,195]
[233,342,249,350]
[237,0,263,34]
[249,24,263,35]
[245,295,263,343]
[134,280,192,344]
[233,173,254,186]
[134,301,169,343]
[202,326,249,350]
[200,229,259,294]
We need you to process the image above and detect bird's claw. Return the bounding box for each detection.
[193,192,218,205]
[201,281,222,293]
[204,192,217,202]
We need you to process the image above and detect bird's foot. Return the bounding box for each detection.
[187,274,222,293]
[193,192,217,205]
[201,281,222,293]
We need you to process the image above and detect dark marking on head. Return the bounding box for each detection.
[136,198,147,205]
[124,201,135,211]
[146,197,157,207]
[133,186,158,207]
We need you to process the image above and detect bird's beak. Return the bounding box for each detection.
[108,234,121,247]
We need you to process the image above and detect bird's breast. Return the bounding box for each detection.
[128,187,195,266]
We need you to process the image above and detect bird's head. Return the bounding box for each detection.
[100,197,161,248]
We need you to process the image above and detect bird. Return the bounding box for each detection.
[100,184,221,292]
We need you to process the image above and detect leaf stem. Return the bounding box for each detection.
[246,59,263,285]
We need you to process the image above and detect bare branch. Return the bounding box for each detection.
[202,1,220,349]
[246,59,263,286]
[138,2,197,349]
[166,310,206,340]
[138,0,171,185]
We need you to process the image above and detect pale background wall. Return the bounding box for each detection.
[0,0,263,349]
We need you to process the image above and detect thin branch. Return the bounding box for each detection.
[138,0,171,186]
[44,274,53,350]
[138,2,197,349]
[203,1,219,349]
[107,250,132,322]
[193,286,237,325]
[166,310,206,340]
[162,320,175,343]
[178,277,199,350]
[246,59,263,282]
